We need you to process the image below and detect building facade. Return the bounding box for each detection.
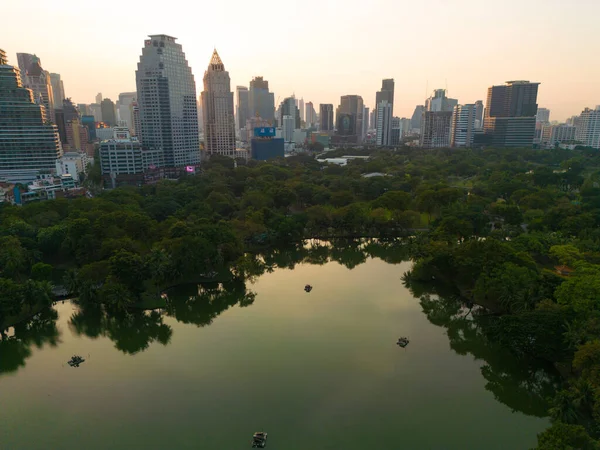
[541,123,577,147]
[236,86,249,133]
[24,58,56,123]
[117,92,136,131]
[575,107,600,149]
[0,49,62,183]
[201,49,236,158]
[450,104,477,147]
[336,95,364,142]
[425,89,457,112]
[50,73,65,110]
[419,111,453,148]
[248,76,275,123]
[101,98,116,126]
[376,100,393,146]
[137,35,200,166]
[305,102,317,128]
[319,104,334,131]
[536,107,550,123]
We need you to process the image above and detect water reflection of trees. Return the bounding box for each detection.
[409,280,560,418]
[0,308,60,374]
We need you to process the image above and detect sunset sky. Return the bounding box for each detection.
[4,0,600,121]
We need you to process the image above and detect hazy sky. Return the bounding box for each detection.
[4,0,600,121]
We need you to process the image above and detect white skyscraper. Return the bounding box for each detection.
[136,35,200,166]
[376,101,393,146]
[450,104,477,147]
[201,49,236,157]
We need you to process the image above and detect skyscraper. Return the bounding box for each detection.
[118,92,136,131]
[201,49,236,158]
[50,73,65,110]
[137,35,200,166]
[336,95,364,142]
[575,107,600,149]
[0,49,62,182]
[305,102,317,128]
[375,78,394,124]
[411,105,425,131]
[95,93,103,104]
[419,111,453,148]
[279,97,300,129]
[363,106,370,137]
[536,107,550,123]
[450,104,477,147]
[16,53,35,87]
[299,98,305,122]
[319,104,334,131]
[248,76,275,123]
[483,80,540,147]
[22,56,55,123]
[101,98,116,126]
[425,89,457,112]
[236,86,249,132]
[376,100,393,146]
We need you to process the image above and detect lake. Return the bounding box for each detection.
[0,243,556,449]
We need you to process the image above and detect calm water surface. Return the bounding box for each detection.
[0,254,555,449]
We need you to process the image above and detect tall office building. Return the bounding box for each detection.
[282,115,295,142]
[425,89,457,112]
[319,104,334,131]
[363,106,370,137]
[279,97,300,129]
[376,100,393,146]
[50,73,65,110]
[117,92,136,131]
[474,100,484,129]
[236,86,249,132]
[101,98,116,126]
[336,95,364,142]
[575,107,600,149]
[201,49,236,157]
[536,107,550,123]
[137,35,200,166]
[0,49,62,182]
[419,111,453,148]
[89,103,102,122]
[299,98,305,122]
[411,105,425,131]
[305,102,317,128]
[450,104,477,147]
[248,76,275,123]
[95,93,103,104]
[483,80,540,147]
[16,53,35,87]
[23,57,55,123]
[375,78,394,124]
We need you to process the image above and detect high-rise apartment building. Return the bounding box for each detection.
[0,49,62,182]
[236,86,249,132]
[536,107,550,123]
[541,123,577,148]
[137,35,200,166]
[50,73,65,110]
[419,111,453,148]
[483,80,540,147]
[248,76,275,123]
[201,49,236,158]
[319,104,334,131]
[376,100,393,146]
[575,107,600,149]
[101,98,116,126]
[450,104,477,147]
[425,89,457,112]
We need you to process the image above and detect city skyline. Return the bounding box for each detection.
[4,0,600,122]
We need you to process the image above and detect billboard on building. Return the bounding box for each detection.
[254,127,276,138]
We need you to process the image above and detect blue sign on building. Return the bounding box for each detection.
[254,127,276,137]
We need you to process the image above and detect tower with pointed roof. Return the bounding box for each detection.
[201,49,236,158]
[136,34,200,167]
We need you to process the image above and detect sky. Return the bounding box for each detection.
[4,0,600,121]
